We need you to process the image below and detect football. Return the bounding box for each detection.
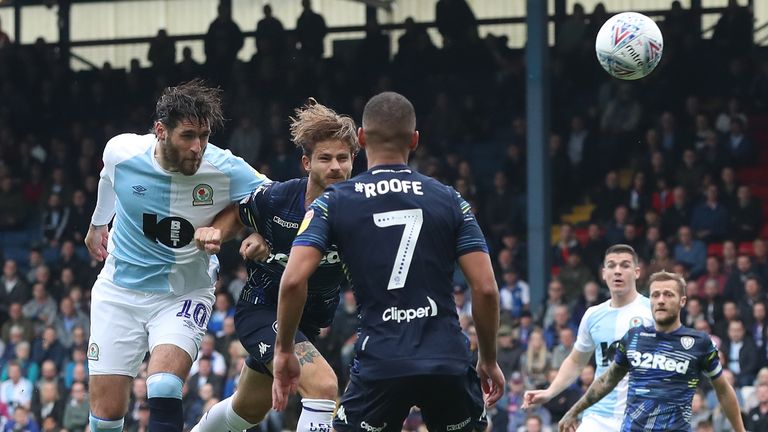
[595,12,664,80]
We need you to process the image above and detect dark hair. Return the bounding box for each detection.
[604,244,639,265]
[290,98,359,157]
[362,92,416,147]
[648,270,687,296]
[154,79,224,133]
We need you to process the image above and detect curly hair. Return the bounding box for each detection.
[289,98,359,157]
[154,79,225,132]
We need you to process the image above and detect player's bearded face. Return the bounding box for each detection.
[306,139,354,188]
[161,119,210,175]
[651,281,684,326]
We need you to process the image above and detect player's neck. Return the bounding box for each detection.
[609,288,639,308]
[304,180,325,209]
[655,320,682,333]
[365,149,409,169]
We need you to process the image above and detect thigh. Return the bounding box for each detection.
[88,279,149,377]
[418,369,488,432]
[88,374,132,419]
[333,374,413,432]
[146,288,215,363]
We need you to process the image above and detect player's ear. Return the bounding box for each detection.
[301,154,311,172]
[154,121,165,140]
[357,127,366,148]
[680,295,687,308]
[410,130,419,152]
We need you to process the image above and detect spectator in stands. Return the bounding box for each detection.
[712,0,754,56]
[726,254,760,299]
[499,269,529,321]
[557,251,593,303]
[127,403,150,432]
[491,372,526,432]
[147,29,175,74]
[255,4,285,59]
[581,224,606,278]
[206,292,233,336]
[62,381,88,432]
[673,226,707,278]
[51,298,88,349]
[435,0,477,46]
[1,303,33,343]
[5,405,39,432]
[740,277,766,327]
[189,334,226,377]
[125,377,147,429]
[552,223,580,269]
[485,171,518,238]
[520,329,550,390]
[752,301,768,353]
[497,324,522,377]
[0,177,26,231]
[571,281,606,326]
[1,341,38,383]
[0,260,30,320]
[203,0,244,81]
[701,279,724,325]
[31,381,63,426]
[723,319,759,387]
[730,185,763,242]
[0,361,33,414]
[697,256,727,297]
[551,326,576,371]
[64,190,91,245]
[691,184,730,242]
[684,296,706,327]
[661,186,692,241]
[591,171,625,223]
[543,305,577,350]
[600,85,642,165]
[296,0,327,61]
[30,327,67,372]
[605,205,630,245]
[539,279,567,329]
[54,241,87,286]
[227,115,263,169]
[22,284,56,335]
[676,149,706,200]
[512,311,535,350]
[41,194,69,249]
[24,250,44,286]
[748,383,768,431]
[187,357,223,401]
[723,117,755,167]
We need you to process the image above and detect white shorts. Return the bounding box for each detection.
[577,414,622,432]
[87,277,214,377]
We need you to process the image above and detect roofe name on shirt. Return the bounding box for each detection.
[354,178,424,198]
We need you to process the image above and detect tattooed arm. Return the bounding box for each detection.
[558,362,629,432]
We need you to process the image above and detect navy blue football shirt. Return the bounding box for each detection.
[238,178,346,331]
[294,164,489,380]
[614,325,722,431]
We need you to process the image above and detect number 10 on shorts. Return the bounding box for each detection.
[176,299,209,328]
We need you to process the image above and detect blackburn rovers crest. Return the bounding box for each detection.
[193,184,213,206]
[630,316,643,328]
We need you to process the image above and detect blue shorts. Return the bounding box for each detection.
[333,367,488,432]
[234,301,315,375]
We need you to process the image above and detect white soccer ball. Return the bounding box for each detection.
[595,12,664,80]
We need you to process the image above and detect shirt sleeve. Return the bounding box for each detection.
[614,330,631,368]
[700,335,723,380]
[91,137,119,225]
[293,190,333,252]
[452,188,488,256]
[227,152,270,202]
[573,308,596,353]
[238,182,272,233]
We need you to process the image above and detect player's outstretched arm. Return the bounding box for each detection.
[711,374,747,432]
[558,362,628,432]
[458,251,505,407]
[523,347,591,409]
[272,245,323,412]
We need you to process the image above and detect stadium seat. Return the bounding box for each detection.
[738,241,754,256]
[707,242,724,257]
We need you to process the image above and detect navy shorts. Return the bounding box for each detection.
[234,300,315,376]
[333,367,488,432]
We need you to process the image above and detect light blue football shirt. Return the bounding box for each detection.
[93,133,269,294]
[573,294,653,420]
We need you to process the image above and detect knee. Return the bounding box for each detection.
[306,373,338,400]
[146,372,183,399]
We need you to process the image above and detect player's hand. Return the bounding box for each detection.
[239,233,271,261]
[558,412,580,432]
[271,350,301,411]
[85,224,109,262]
[194,227,222,254]
[522,389,552,409]
[476,360,505,408]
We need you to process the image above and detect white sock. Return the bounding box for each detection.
[297,398,336,432]
[191,394,257,432]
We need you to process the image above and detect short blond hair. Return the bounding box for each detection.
[290,98,359,157]
[648,270,686,296]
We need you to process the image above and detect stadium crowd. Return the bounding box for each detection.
[0,0,767,430]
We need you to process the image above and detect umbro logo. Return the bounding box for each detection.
[132,185,147,195]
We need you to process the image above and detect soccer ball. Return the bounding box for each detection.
[595,12,664,80]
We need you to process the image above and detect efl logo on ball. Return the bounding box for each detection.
[595,12,664,80]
